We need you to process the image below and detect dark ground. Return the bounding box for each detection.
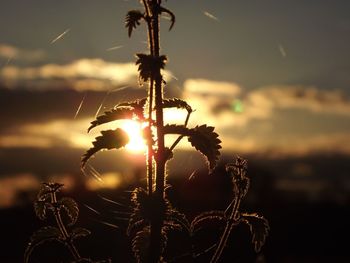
[1,154,349,263]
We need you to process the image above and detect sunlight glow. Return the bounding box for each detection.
[120,120,147,152]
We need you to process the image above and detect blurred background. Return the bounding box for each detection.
[0,0,349,262]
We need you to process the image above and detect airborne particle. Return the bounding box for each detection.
[106,45,123,51]
[203,11,219,21]
[278,44,287,58]
[51,28,70,44]
[74,94,86,119]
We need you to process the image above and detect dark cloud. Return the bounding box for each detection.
[0,86,147,132]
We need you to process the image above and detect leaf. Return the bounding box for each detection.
[71,227,91,240]
[188,125,221,170]
[127,217,146,237]
[166,209,190,233]
[37,184,51,201]
[163,124,190,135]
[88,98,147,132]
[132,227,151,263]
[34,200,47,220]
[226,157,250,197]
[116,98,147,120]
[241,213,269,252]
[159,6,176,31]
[191,210,226,233]
[132,226,168,263]
[88,108,133,132]
[163,124,221,169]
[162,98,192,112]
[125,10,144,37]
[135,53,167,83]
[60,197,79,225]
[24,226,63,263]
[82,128,129,167]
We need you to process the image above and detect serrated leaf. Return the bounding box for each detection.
[163,124,221,169]
[162,98,192,112]
[191,210,226,233]
[37,184,51,201]
[163,124,190,135]
[241,213,269,252]
[88,108,132,132]
[188,125,221,170]
[24,226,63,263]
[116,98,147,120]
[60,197,79,225]
[88,98,147,132]
[71,227,91,240]
[34,200,47,220]
[132,227,150,263]
[125,10,144,37]
[166,209,190,233]
[82,128,129,167]
[127,217,146,237]
[132,226,167,263]
[135,53,167,83]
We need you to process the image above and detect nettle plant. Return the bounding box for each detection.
[25,183,110,263]
[27,1,269,262]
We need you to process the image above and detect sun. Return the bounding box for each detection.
[120,120,147,153]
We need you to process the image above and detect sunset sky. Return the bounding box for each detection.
[1,0,350,207]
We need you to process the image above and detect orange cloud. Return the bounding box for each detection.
[0,58,172,91]
[0,44,46,62]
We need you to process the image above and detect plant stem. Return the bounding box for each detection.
[210,191,242,263]
[50,192,81,261]
[143,0,155,196]
[144,1,166,262]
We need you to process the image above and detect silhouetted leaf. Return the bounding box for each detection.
[125,10,144,37]
[60,197,79,225]
[132,227,150,263]
[82,129,129,167]
[164,124,221,169]
[37,183,63,201]
[226,157,250,197]
[88,98,147,132]
[24,226,63,263]
[135,53,167,83]
[191,210,226,233]
[127,216,146,237]
[37,184,51,201]
[160,6,176,30]
[132,226,168,263]
[71,227,91,240]
[166,209,190,233]
[34,200,47,220]
[88,107,133,132]
[241,213,269,252]
[188,125,221,170]
[116,98,147,120]
[162,98,192,112]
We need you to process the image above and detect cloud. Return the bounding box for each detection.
[183,80,350,128]
[0,119,91,149]
[0,173,39,208]
[246,85,350,116]
[180,79,350,155]
[0,58,172,91]
[0,44,46,62]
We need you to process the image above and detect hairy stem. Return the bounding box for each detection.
[147,1,166,262]
[169,110,192,151]
[210,192,242,263]
[143,0,155,196]
[50,192,81,261]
